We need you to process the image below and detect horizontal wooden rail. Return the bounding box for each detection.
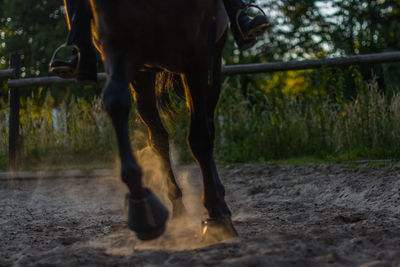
[0,68,15,80]
[5,51,400,88]
[222,51,400,75]
[7,72,107,88]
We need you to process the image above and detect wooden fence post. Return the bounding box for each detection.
[8,53,21,171]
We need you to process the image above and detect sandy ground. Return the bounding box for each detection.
[1,163,400,266]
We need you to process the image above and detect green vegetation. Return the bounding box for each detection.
[2,1,400,170]
[215,71,400,164]
[0,92,115,170]
[1,70,400,170]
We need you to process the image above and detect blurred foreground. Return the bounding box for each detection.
[1,164,400,266]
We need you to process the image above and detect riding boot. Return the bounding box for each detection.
[49,0,97,83]
[222,0,269,50]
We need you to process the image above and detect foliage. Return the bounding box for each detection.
[0,91,118,170]
[2,0,400,97]
[215,70,400,163]
[2,1,400,169]
[0,0,66,77]
[2,72,400,170]
[0,0,103,102]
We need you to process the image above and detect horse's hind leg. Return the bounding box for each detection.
[102,56,168,240]
[133,72,186,218]
[184,58,237,242]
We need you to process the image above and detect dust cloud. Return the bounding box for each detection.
[129,145,209,251]
[2,164,400,266]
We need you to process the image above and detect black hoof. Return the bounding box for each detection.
[125,188,169,241]
[201,216,238,244]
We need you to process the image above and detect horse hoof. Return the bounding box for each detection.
[201,216,238,244]
[125,188,169,241]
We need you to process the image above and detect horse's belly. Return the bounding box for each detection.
[92,0,225,73]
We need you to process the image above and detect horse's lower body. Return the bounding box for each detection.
[90,0,237,242]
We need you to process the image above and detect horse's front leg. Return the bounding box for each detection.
[102,57,168,240]
[184,64,237,243]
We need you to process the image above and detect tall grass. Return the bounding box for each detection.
[215,76,400,163]
[0,92,118,170]
[1,75,400,171]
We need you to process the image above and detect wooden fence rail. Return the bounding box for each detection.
[5,51,400,88]
[7,73,107,88]
[0,68,15,80]
[222,51,400,75]
[2,51,400,170]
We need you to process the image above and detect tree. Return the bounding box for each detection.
[0,1,66,77]
[0,1,102,101]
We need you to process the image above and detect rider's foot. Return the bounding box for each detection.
[49,53,79,79]
[231,11,269,51]
[231,25,257,51]
[49,47,97,84]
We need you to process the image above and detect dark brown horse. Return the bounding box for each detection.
[87,0,236,242]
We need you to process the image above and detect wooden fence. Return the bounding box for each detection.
[2,51,400,170]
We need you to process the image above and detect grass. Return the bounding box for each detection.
[214,75,400,164]
[1,72,400,171]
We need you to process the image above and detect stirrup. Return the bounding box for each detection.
[49,43,81,78]
[235,4,268,41]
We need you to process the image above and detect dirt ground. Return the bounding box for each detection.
[1,163,400,266]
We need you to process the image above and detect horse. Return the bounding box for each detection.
[87,0,237,242]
